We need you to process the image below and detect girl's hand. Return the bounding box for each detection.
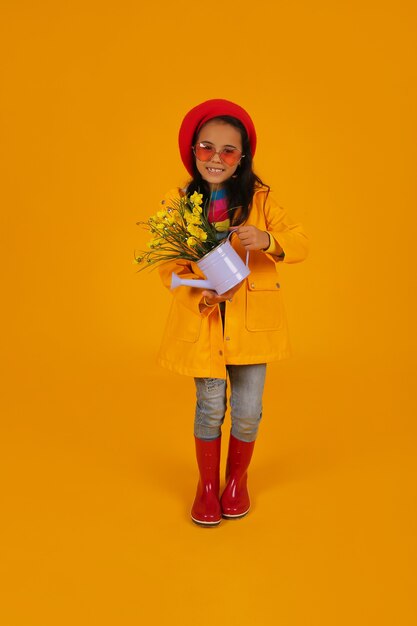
[234,225,270,251]
[201,282,243,307]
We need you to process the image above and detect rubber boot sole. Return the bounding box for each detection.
[221,506,250,519]
[191,516,221,527]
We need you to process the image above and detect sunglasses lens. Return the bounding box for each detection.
[194,144,215,162]
[220,149,241,166]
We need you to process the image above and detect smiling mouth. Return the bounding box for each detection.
[206,167,224,174]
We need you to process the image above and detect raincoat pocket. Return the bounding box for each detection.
[245,273,284,332]
[168,298,202,343]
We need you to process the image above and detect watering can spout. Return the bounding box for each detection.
[170,272,214,291]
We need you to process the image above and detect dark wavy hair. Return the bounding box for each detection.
[185,115,269,225]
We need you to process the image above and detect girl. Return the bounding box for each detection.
[157,99,308,527]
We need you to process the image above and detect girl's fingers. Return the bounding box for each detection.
[201,290,219,305]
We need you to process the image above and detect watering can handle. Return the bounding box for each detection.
[227,229,250,267]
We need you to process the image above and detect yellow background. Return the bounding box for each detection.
[1,1,416,624]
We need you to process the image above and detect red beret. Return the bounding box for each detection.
[178,98,257,176]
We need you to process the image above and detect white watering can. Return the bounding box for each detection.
[170,231,250,295]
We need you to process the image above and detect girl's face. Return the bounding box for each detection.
[194,120,243,190]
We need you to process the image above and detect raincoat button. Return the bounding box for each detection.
[276,282,280,288]
[226,336,230,341]
[250,282,255,288]
[219,350,223,356]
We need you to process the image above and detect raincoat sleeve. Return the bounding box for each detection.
[262,192,309,264]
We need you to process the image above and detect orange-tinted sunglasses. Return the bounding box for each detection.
[193,141,245,166]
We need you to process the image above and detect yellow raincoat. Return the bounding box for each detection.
[157,185,308,379]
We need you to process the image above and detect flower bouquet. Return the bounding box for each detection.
[134,192,221,270]
[134,191,250,294]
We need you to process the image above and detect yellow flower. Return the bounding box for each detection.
[190,192,203,206]
[188,225,207,241]
[147,236,163,249]
[213,219,229,232]
[157,210,167,220]
[187,236,197,247]
[185,211,201,225]
[193,205,203,215]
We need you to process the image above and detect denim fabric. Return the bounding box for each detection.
[194,364,267,442]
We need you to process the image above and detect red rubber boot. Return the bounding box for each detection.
[220,434,255,519]
[191,435,222,527]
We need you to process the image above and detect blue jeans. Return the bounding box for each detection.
[194,364,267,443]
